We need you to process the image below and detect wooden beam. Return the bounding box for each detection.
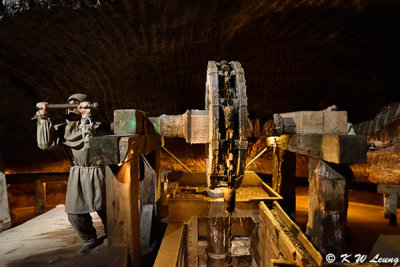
[306,159,347,256]
[89,134,161,165]
[272,135,296,219]
[272,202,323,265]
[377,184,400,226]
[106,158,141,266]
[34,179,46,215]
[289,134,367,164]
[187,217,198,267]
[154,223,184,267]
[377,184,400,194]
[275,111,348,135]
[113,109,153,135]
[258,201,323,267]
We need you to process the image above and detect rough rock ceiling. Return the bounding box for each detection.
[0,0,399,172]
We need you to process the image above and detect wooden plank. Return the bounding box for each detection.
[154,223,184,267]
[289,134,367,164]
[34,179,46,215]
[270,259,298,267]
[271,202,323,266]
[258,203,298,263]
[106,157,141,266]
[258,202,322,267]
[258,220,279,267]
[187,217,198,267]
[250,226,261,266]
[377,184,400,194]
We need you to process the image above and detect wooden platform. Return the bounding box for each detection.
[0,205,107,267]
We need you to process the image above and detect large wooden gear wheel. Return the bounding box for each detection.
[205,60,248,191]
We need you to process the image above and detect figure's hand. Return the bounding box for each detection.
[78,101,91,115]
[36,102,48,115]
[370,140,383,148]
[325,105,337,111]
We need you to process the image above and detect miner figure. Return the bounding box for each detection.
[34,93,107,256]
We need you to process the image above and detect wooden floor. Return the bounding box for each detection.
[0,205,107,267]
[295,186,400,256]
[1,187,399,266]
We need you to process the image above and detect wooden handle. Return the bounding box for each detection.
[37,102,99,109]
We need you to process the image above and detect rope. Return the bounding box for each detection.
[161,138,192,173]
[245,146,269,169]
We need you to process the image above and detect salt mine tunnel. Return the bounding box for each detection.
[1,1,400,266]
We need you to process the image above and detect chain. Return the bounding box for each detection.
[225,133,234,266]
[220,61,237,266]
[226,211,233,266]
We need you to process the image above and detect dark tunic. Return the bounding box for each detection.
[35,112,105,214]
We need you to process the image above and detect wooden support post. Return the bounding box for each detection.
[34,179,46,215]
[155,148,162,203]
[187,217,199,267]
[384,194,390,219]
[154,223,185,267]
[106,158,141,267]
[388,193,398,226]
[378,184,400,226]
[272,135,296,219]
[90,134,161,266]
[207,199,228,267]
[258,202,323,266]
[207,217,228,267]
[306,158,347,256]
[139,154,157,255]
[0,154,11,232]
